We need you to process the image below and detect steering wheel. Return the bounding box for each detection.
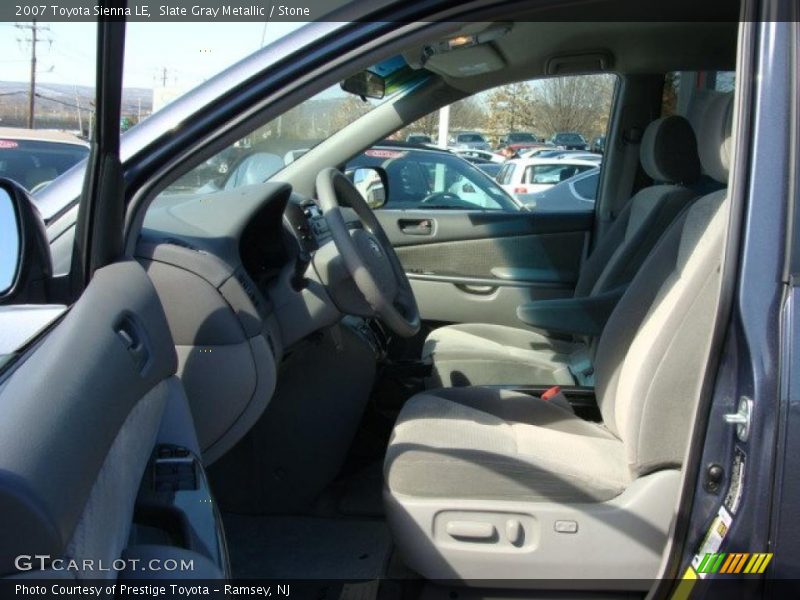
[316,168,421,338]
[420,191,462,207]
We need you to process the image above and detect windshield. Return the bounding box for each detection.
[160,59,427,197]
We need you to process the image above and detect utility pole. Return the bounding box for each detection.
[161,67,168,87]
[437,105,450,149]
[16,20,50,128]
[73,84,83,134]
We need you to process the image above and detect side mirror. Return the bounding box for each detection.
[0,187,21,296]
[0,178,52,304]
[340,70,385,100]
[344,167,389,209]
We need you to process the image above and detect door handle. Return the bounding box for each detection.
[455,283,497,295]
[116,316,150,373]
[399,218,433,235]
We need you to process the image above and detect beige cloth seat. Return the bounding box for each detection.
[424,114,705,387]
[386,386,629,503]
[384,92,734,582]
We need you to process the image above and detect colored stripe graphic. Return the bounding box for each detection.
[697,553,773,575]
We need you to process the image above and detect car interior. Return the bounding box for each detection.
[0,9,743,598]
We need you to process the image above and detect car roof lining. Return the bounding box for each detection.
[401,21,738,95]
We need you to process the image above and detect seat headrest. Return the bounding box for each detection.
[694,91,734,184]
[640,116,701,184]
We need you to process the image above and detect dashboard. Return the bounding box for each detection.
[134,181,352,464]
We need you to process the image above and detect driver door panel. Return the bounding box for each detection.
[375,209,591,328]
[0,261,178,574]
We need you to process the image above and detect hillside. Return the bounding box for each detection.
[0,81,152,132]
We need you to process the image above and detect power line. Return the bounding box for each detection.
[34,92,92,112]
[15,20,51,128]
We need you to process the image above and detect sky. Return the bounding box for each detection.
[0,21,305,91]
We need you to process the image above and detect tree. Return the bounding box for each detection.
[531,74,615,140]
[485,82,537,140]
[328,96,372,133]
[449,96,487,131]
[395,97,487,142]
[661,72,679,117]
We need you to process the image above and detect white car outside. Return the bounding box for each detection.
[450,148,506,164]
[496,156,600,196]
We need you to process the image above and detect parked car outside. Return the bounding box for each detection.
[476,162,503,179]
[517,167,599,213]
[520,148,602,163]
[496,155,598,196]
[451,148,505,164]
[450,131,491,151]
[497,132,542,152]
[406,133,433,144]
[0,127,89,193]
[591,134,606,153]
[549,131,589,150]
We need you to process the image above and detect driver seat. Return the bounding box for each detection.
[383,92,733,583]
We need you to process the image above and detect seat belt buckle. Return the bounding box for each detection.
[540,385,574,413]
[541,386,561,401]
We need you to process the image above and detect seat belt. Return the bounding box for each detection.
[568,346,595,386]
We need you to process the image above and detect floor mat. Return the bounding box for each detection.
[223,514,392,580]
[337,461,385,517]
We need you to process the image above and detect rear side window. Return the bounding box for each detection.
[662,71,736,117]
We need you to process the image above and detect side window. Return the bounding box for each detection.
[418,159,503,210]
[349,148,518,211]
[573,171,600,200]
[394,73,617,212]
[662,70,736,118]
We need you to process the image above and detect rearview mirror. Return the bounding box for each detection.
[345,167,388,209]
[340,70,385,100]
[0,187,20,296]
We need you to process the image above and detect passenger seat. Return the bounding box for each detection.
[383,91,734,583]
[424,115,703,387]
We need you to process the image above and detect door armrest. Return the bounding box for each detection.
[516,287,625,336]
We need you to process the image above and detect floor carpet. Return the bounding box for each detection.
[223,514,392,580]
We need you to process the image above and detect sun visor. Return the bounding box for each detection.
[423,45,507,78]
